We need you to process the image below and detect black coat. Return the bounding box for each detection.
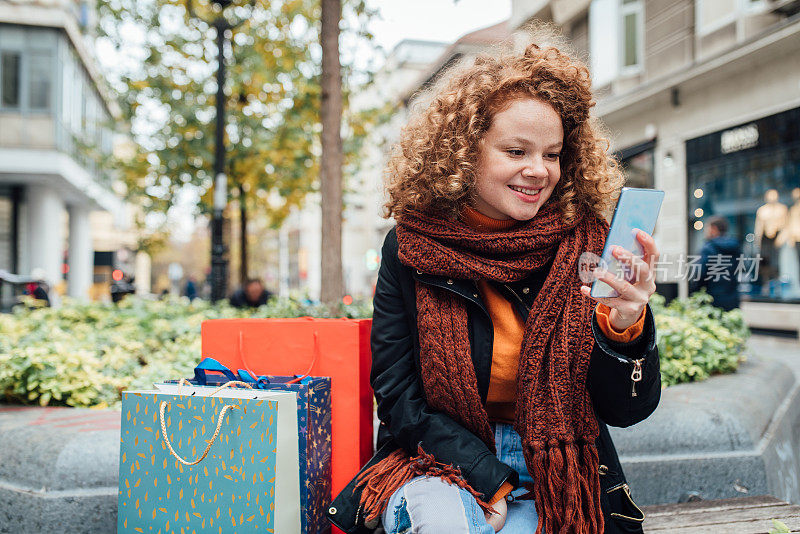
[328,228,661,533]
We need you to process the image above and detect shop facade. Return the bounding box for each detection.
[686,107,800,303]
[598,16,800,334]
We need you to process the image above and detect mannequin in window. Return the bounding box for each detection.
[776,188,800,296]
[754,189,788,289]
[776,188,800,249]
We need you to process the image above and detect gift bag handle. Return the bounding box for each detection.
[287,331,319,384]
[237,329,320,385]
[159,380,253,466]
[194,357,239,385]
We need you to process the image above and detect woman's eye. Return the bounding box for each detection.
[545,153,561,160]
[507,149,524,157]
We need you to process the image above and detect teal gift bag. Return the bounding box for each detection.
[117,383,301,533]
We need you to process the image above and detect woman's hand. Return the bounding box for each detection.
[485,496,507,532]
[580,230,659,331]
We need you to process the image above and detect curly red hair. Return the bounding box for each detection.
[384,39,623,223]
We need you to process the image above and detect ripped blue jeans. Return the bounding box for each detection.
[381,423,538,533]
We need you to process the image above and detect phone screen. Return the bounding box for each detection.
[590,187,665,298]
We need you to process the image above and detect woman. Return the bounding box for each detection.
[327,39,660,534]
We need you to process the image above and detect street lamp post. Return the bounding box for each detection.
[187,0,252,302]
[210,12,229,303]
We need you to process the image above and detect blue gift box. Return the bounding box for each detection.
[179,359,332,534]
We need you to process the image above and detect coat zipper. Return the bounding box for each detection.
[507,281,645,398]
[630,358,644,397]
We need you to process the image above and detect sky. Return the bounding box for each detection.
[366,0,512,58]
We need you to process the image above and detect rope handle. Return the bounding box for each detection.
[159,380,254,466]
[159,400,236,466]
[176,378,253,396]
[208,380,253,395]
[287,332,319,384]
[175,378,191,394]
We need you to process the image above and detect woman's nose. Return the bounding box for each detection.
[521,156,548,179]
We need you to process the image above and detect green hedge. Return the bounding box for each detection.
[651,291,749,386]
[0,292,747,408]
[0,296,371,409]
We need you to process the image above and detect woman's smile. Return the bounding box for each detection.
[508,185,543,202]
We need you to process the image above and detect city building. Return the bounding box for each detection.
[0,0,141,306]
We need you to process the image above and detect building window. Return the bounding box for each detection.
[0,26,56,112]
[621,0,643,71]
[590,0,619,86]
[696,0,766,35]
[1,51,21,108]
[590,0,642,85]
[617,140,655,188]
[29,50,52,110]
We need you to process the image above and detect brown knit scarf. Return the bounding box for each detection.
[356,202,609,534]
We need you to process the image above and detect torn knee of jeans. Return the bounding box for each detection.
[393,496,412,533]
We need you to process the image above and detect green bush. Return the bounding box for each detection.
[0,291,749,408]
[651,291,749,386]
[0,296,371,409]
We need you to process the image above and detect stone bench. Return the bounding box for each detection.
[643,495,800,533]
[612,337,800,506]
[0,406,120,533]
[741,301,800,340]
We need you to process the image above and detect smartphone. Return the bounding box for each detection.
[590,187,665,298]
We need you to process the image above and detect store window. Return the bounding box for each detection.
[687,107,800,302]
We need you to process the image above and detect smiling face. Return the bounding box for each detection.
[473,97,564,221]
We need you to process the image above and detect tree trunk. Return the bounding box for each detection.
[238,182,248,285]
[319,0,344,306]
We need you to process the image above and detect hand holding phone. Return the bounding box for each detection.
[580,187,663,332]
[589,188,664,298]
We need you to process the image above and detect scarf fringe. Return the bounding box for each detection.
[355,445,496,522]
[528,440,604,534]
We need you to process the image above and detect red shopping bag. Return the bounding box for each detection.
[201,318,373,503]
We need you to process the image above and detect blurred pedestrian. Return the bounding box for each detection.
[25,268,50,307]
[229,278,272,308]
[111,274,136,303]
[689,215,741,311]
[184,276,198,301]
